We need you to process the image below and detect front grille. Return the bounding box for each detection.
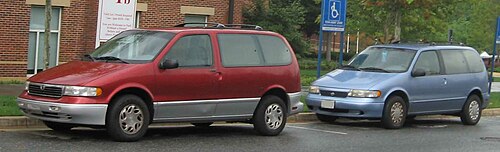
[320,90,348,98]
[28,83,63,98]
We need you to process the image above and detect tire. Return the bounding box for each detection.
[253,95,287,136]
[381,96,407,129]
[460,94,482,125]
[106,94,150,142]
[316,114,338,123]
[43,121,75,132]
[192,122,213,127]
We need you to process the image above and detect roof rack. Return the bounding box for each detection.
[391,40,466,46]
[173,23,264,30]
[174,22,226,28]
[224,24,263,30]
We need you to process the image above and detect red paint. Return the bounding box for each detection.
[21,28,301,104]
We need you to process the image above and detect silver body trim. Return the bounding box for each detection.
[17,98,107,125]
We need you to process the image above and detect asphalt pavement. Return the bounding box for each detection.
[1,116,500,152]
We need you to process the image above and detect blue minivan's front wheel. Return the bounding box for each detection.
[381,96,407,129]
[460,94,481,125]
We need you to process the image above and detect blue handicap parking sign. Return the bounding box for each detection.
[321,0,346,32]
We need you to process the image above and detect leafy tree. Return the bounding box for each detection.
[243,0,308,54]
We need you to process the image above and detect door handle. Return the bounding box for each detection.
[443,78,447,85]
[210,69,223,80]
[209,69,217,72]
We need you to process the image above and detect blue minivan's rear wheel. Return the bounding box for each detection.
[460,94,481,125]
[381,96,407,129]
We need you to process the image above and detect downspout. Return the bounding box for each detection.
[228,0,234,24]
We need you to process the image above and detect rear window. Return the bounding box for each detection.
[463,50,485,73]
[218,34,292,67]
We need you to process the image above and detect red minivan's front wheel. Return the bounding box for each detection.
[106,94,150,142]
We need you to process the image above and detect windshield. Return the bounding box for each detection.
[90,30,174,63]
[347,47,417,73]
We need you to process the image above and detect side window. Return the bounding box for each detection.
[463,50,485,73]
[164,35,213,67]
[441,50,469,74]
[257,35,292,65]
[218,34,263,67]
[413,51,441,75]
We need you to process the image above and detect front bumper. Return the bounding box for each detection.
[17,97,108,125]
[306,94,384,118]
[288,92,304,116]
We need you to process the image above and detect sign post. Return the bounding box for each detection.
[489,17,500,94]
[95,0,137,48]
[317,0,347,78]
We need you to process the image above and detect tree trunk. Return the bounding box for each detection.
[44,0,52,70]
[392,8,402,43]
[326,32,332,61]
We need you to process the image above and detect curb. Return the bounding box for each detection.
[2,108,500,128]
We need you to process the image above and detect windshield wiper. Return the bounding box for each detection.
[339,65,360,71]
[82,54,95,62]
[95,56,129,64]
[359,67,390,73]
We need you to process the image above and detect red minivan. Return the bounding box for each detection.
[17,24,303,141]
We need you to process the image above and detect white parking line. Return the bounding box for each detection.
[287,126,348,135]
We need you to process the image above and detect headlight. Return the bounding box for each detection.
[63,86,102,96]
[348,90,381,98]
[24,81,30,90]
[309,86,320,94]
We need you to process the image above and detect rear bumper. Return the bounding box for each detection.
[17,97,107,125]
[288,92,304,116]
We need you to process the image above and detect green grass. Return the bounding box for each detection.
[493,77,500,82]
[489,92,500,108]
[300,69,330,86]
[300,95,309,112]
[0,96,23,116]
[0,80,24,84]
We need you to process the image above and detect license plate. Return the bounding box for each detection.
[321,100,335,109]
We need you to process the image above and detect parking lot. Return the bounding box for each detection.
[1,116,500,152]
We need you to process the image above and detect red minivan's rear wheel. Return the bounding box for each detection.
[253,95,287,136]
[106,94,150,142]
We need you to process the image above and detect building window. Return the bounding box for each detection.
[184,15,208,27]
[27,7,61,75]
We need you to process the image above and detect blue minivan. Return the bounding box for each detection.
[306,44,489,129]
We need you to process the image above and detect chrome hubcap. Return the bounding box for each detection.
[469,100,480,121]
[265,104,283,129]
[119,104,144,134]
[390,102,404,125]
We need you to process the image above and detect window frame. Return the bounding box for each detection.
[27,6,62,76]
[183,14,208,27]
[162,34,214,68]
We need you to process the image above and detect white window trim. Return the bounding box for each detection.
[27,7,62,77]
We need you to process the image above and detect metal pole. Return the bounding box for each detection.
[316,0,326,78]
[339,31,345,65]
[356,30,360,54]
[489,17,499,94]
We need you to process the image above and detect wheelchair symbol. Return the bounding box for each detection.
[331,3,340,19]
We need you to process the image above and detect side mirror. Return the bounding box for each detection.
[159,59,179,69]
[411,68,426,77]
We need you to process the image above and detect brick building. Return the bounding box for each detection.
[0,0,250,80]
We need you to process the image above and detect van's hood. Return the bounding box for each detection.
[313,69,398,90]
[29,61,133,86]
